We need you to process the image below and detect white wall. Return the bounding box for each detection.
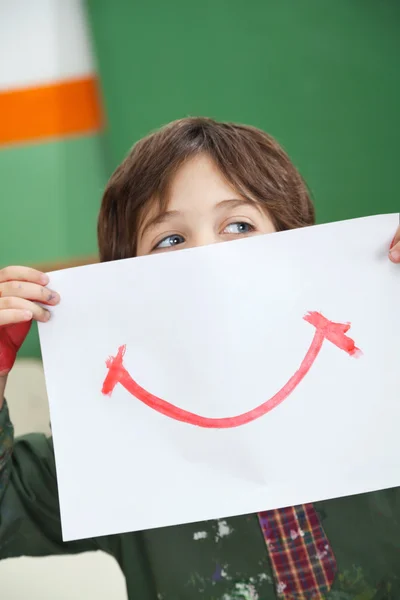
[0,0,95,91]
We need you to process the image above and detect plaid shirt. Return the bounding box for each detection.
[258,504,337,598]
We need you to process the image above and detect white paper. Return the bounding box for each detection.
[38,214,400,542]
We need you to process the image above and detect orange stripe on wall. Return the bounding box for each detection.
[0,76,103,146]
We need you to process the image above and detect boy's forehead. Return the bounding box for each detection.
[168,154,237,197]
[140,155,239,219]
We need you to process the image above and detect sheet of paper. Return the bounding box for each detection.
[38,214,400,542]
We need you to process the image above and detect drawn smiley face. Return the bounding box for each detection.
[101,311,361,429]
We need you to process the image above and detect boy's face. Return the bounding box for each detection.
[136,154,276,256]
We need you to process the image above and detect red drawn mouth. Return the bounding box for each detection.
[101,311,361,429]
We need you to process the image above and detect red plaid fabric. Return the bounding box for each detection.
[258,504,337,599]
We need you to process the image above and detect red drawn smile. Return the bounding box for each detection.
[101,311,361,429]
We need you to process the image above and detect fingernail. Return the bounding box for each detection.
[23,311,33,321]
[389,249,400,262]
[47,292,59,304]
[40,274,49,285]
[44,311,51,321]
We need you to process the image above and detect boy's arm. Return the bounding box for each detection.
[0,399,97,558]
[0,376,7,410]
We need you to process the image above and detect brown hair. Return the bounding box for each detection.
[98,117,315,262]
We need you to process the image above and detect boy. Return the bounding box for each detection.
[0,118,399,600]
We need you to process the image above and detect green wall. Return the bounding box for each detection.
[0,136,105,265]
[87,0,400,223]
[0,135,107,357]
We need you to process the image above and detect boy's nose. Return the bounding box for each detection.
[189,231,220,249]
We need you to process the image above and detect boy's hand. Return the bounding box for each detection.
[0,266,60,378]
[389,225,400,263]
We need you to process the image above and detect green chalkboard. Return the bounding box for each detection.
[87,0,400,223]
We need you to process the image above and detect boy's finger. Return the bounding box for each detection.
[389,240,400,263]
[0,281,59,305]
[389,225,400,262]
[389,225,400,249]
[0,308,33,327]
[0,297,51,322]
[0,266,49,286]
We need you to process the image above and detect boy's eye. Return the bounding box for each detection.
[154,234,185,250]
[223,222,254,234]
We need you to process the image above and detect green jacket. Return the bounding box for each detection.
[1,400,400,600]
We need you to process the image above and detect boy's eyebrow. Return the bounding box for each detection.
[141,210,181,236]
[215,198,257,210]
